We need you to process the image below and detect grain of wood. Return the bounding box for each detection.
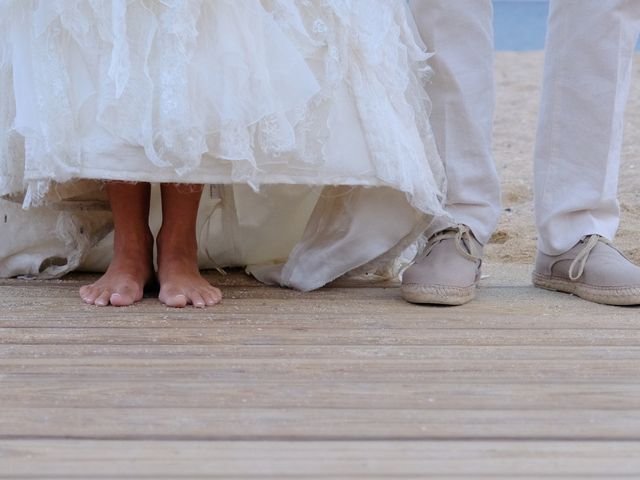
[1,264,639,477]
[2,408,640,440]
[2,441,640,477]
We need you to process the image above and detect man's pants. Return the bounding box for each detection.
[411,0,640,254]
[409,0,500,245]
[535,0,640,254]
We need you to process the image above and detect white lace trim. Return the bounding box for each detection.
[1,0,445,217]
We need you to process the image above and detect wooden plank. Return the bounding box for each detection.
[1,408,640,440]
[1,381,640,409]
[1,327,640,346]
[2,441,640,477]
[1,266,640,475]
[0,358,639,383]
[2,309,640,329]
[2,345,640,361]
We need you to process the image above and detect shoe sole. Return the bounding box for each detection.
[532,273,640,306]
[401,284,476,306]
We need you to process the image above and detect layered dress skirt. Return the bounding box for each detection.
[0,0,447,290]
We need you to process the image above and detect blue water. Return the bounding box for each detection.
[493,0,640,51]
[493,1,549,51]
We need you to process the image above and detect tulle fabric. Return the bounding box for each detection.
[0,0,448,290]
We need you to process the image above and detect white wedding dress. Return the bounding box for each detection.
[0,0,447,291]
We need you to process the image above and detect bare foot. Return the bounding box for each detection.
[156,228,222,308]
[79,231,154,307]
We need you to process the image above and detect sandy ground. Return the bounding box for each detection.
[488,51,640,264]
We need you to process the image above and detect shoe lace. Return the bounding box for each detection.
[568,234,613,281]
[418,224,481,262]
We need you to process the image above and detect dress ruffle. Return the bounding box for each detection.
[0,0,448,290]
[1,0,444,212]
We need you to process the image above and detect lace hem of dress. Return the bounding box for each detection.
[1,0,445,217]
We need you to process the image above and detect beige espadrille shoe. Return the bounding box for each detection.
[532,234,640,306]
[401,225,483,306]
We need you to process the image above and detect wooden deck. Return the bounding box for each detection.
[1,263,640,478]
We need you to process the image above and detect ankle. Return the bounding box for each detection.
[114,227,154,254]
[157,227,198,261]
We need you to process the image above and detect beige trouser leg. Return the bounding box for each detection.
[535,0,640,254]
[409,0,501,244]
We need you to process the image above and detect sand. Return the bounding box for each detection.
[487,51,640,264]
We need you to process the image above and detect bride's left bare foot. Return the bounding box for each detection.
[156,228,222,308]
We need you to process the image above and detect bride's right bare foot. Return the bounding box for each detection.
[79,230,154,307]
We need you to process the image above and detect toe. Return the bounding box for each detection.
[202,288,222,306]
[190,291,206,309]
[160,288,188,308]
[211,286,223,300]
[94,289,112,307]
[80,285,99,304]
[170,294,188,308]
[110,291,135,307]
[201,290,218,306]
[111,284,142,307]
